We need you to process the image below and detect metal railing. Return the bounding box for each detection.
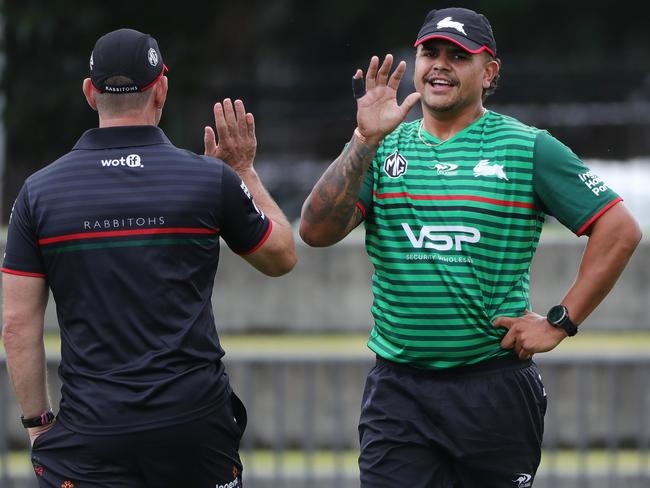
[2,354,650,488]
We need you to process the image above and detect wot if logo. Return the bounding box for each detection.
[100,154,143,168]
[402,223,480,251]
[383,151,408,178]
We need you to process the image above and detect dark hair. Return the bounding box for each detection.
[93,76,153,115]
[482,57,501,102]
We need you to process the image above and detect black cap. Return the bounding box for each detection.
[90,28,168,93]
[414,8,496,57]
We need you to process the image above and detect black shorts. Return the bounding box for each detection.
[358,356,547,488]
[30,391,247,488]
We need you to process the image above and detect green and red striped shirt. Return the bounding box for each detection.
[357,111,620,369]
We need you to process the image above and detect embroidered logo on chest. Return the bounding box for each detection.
[383,151,408,178]
[473,159,508,180]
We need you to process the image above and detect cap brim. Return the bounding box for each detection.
[414,32,495,57]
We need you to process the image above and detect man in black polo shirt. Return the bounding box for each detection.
[2,28,296,487]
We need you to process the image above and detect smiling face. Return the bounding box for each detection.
[414,39,498,117]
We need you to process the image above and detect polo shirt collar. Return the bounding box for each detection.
[72,125,172,150]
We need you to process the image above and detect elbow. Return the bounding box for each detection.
[620,219,643,254]
[264,252,298,277]
[2,314,25,350]
[299,223,333,247]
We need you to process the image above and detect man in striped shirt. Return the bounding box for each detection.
[2,29,296,487]
[300,7,641,487]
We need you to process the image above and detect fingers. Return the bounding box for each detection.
[213,102,228,140]
[234,99,248,136]
[363,54,407,94]
[385,58,406,91]
[399,92,422,117]
[493,316,514,329]
[222,98,238,130]
[375,54,394,86]
[203,126,217,156]
[352,71,366,99]
[500,329,531,359]
[500,328,516,350]
[365,56,379,91]
[245,112,255,139]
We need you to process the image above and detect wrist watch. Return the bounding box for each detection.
[21,409,55,428]
[546,305,578,337]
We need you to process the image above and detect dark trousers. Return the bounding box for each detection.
[30,392,247,488]
[359,356,547,488]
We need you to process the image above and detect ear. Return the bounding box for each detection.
[482,58,500,89]
[152,76,168,110]
[82,78,98,112]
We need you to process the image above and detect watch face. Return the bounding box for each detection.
[548,305,567,325]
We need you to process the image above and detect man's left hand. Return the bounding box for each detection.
[28,419,56,447]
[204,98,256,174]
[494,311,567,359]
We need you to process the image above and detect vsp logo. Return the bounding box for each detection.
[101,154,143,168]
[402,223,480,251]
[383,151,408,178]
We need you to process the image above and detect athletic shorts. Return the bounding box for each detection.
[30,391,248,488]
[359,356,547,488]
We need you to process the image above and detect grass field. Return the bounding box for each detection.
[2,449,649,478]
[1,330,647,359]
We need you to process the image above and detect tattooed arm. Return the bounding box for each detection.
[299,132,378,246]
[299,54,421,247]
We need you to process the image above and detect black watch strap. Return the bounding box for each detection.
[21,409,55,428]
[547,304,578,337]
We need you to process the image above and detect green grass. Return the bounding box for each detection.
[2,449,649,476]
[1,330,649,360]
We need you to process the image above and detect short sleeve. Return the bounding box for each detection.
[357,162,375,220]
[2,184,47,277]
[533,131,622,235]
[219,165,271,255]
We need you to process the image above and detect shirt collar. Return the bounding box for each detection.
[72,125,172,150]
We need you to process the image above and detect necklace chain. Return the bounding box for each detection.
[417,109,488,148]
[417,120,447,147]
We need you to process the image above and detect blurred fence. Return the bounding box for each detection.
[2,354,650,488]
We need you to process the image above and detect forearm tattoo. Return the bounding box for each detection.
[303,136,376,231]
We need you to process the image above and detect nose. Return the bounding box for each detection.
[432,54,451,71]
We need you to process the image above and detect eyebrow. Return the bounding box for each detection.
[420,43,469,56]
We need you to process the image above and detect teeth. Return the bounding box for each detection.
[431,79,452,85]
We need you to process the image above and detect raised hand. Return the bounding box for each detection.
[204,98,256,174]
[354,54,421,145]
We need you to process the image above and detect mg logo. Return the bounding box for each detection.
[383,151,408,178]
[402,223,480,251]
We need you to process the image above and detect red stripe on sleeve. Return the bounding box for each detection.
[1,268,47,278]
[576,197,623,236]
[239,219,273,256]
[356,201,367,219]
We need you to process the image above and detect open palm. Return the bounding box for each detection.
[355,54,421,144]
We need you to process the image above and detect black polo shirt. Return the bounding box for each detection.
[3,125,271,434]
